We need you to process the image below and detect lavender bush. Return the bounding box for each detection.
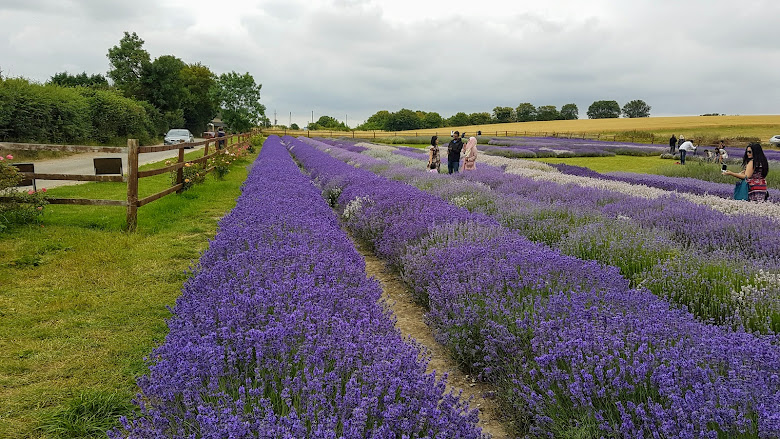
[110,136,483,438]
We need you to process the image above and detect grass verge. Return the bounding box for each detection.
[0,144,259,438]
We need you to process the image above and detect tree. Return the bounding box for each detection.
[140,55,187,113]
[587,100,621,119]
[536,105,560,121]
[106,31,150,100]
[421,111,443,129]
[515,103,537,122]
[180,63,219,134]
[49,72,108,88]
[560,103,579,120]
[492,106,515,123]
[622,99,651,118]
[214,71,266,132]
[356,110,391,130]
[446,112,470,127]
[469,112,492,125]
[290,123,300,130]
[385,108,421,131]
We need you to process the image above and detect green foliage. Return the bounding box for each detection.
[560,103,579,120]
[106,31,150,100]
[215,71,266,132]
[385,108,421,131]
[492,106,515,123]
[468,112,492,125]
[141,55,187,113]
[586,100,621,119]
[37,390,135,438]
[622,99,651,118]
[0,77,91,143]
[49,72,109,89]
[290,123,300,130]
[516,103,537,122]
[208,140,250,180]
[171,161,206,191]
[421,111,443,129]
[446,112,470,126]
[77,87,157,144]
[181,63,219,134]
[0,157,48,231]
[536,105,561,121]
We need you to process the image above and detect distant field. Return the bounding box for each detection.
[397,115,780,144]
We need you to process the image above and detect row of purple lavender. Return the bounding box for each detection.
[483,136,780,161]
[359,142,780,334]
[110,136,483,438]
[484,137,667,158]
[288,136,780,438]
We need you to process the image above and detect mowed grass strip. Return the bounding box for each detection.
[0,146,259,438]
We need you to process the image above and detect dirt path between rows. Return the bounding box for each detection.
[355,242,511,439]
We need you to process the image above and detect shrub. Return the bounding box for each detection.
[168,161,205,191]
[0,155,48,231]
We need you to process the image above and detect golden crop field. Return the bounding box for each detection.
[266,115,780,146]
[400,115,780,142]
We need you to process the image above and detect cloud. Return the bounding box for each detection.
[1,0,779,127]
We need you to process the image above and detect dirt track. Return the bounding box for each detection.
[355,241,510,439]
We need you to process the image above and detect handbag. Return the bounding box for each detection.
[733,179,749,200]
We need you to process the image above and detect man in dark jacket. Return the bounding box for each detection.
[669,134,677,153]
[447,131,464,174]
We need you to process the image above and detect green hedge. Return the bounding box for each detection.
[0,78,161,145]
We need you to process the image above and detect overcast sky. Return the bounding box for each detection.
[1,0,779,128]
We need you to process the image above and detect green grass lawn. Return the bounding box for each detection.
[527,155,671,174]
[0,145,259,438]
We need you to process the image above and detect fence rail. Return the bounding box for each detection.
[1,134,250,231]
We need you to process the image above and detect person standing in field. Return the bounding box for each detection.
[718,140,729,164]
[462,136,478,171]
[427,135,441,173]
[723,142,769,201]
[216,127,226,150]
[447,131,464,174]
[678,139,696,164]
[669,134,677,153]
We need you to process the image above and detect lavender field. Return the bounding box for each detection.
[114,135,780,438]
[285,137,780,438]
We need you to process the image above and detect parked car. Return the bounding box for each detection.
[164,129,195,148]
[202,131,216,139]
[769,135,780,146]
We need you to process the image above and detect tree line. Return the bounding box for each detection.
[305,100,650,132]
[0,32,267,145]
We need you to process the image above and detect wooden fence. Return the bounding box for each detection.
[1,133,250,231]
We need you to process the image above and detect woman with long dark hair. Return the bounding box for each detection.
[427,135,441,173]
[724,142,769,201]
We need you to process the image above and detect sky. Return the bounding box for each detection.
[1,0,779,128]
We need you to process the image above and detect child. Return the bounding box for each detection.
[428,162,438,173]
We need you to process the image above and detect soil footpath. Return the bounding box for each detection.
[356,242,510,439]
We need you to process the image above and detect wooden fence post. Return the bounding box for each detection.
[126,139,139,231]
[176,146,184,194]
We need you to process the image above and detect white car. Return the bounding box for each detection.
[164,129,195,148]
[769,135,780,146]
